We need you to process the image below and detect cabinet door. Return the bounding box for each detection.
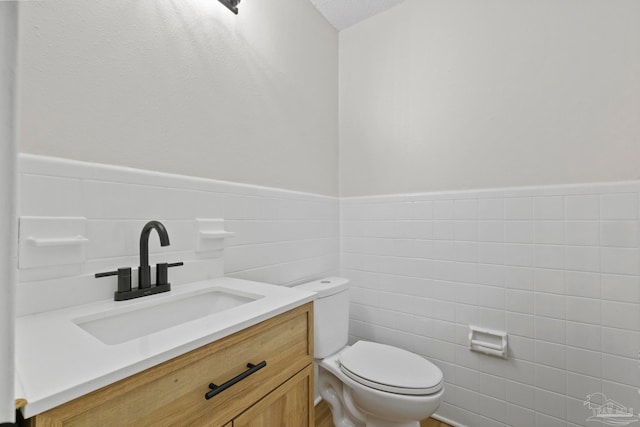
[233,365,313,427]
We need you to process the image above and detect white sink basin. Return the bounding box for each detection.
[74,288,263,345]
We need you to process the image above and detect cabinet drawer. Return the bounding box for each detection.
[28,302,313,427]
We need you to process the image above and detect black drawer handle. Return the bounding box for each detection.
[205,361,267,400]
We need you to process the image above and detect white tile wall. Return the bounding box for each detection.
[16,155,339,315]
[342,182,640,427]
[16,155,640,426]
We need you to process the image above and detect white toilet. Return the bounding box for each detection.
[296,277,444,427]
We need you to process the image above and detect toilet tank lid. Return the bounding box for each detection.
[295,277,349,298]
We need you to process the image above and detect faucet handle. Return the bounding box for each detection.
[156,262,184,287]
[95,268,132,294]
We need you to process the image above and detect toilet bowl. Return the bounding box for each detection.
[295,278,443,427]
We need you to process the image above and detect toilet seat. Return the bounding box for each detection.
[338,341,443,396]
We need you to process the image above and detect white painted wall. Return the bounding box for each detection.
[339,0,640,196]
[18,0,339,196]
[0,2,18,422]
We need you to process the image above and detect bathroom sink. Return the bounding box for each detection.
[74,288,263,345]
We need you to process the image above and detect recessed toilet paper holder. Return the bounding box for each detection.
[468,326,508,359]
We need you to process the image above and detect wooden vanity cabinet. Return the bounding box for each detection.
[24,302,314,427]
[233,365,313,427]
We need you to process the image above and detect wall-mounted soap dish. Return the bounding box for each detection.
[200,230,236,240]
[196,219,235,255]
[27,236,89,247]
[18,216,88,269]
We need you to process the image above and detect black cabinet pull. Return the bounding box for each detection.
[205,361,267,400]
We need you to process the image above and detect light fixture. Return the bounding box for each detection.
[218,0,241,14]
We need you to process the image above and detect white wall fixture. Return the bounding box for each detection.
[0,1,18,422]
[197,219,235,255]
[18,217,88,269]
[469,325,508,359]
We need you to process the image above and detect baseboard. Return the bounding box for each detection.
[432,414,466,427]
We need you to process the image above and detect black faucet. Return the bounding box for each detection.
[95,220,183,301]
[139,220,170,289]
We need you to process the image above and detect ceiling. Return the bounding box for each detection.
[308,0,406,31]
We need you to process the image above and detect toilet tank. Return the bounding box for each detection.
[295,277,350,359]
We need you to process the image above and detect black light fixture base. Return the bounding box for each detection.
[218,0,239,15]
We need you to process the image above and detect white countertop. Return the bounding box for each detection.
[16,277,315,418]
